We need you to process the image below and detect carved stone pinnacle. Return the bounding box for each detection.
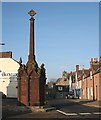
[28,9,36,17]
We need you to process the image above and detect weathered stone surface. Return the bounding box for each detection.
[18,10,46,106]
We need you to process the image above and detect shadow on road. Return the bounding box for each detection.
[1,98,101,119]
[2,98,32,119]
[47,98,101,110]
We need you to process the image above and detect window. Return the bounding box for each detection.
[58,86,63,91]
[80,81,81,88]
[83,89,84,95]
[90,71,92,80]
[88,88,89,99]
[91,87,93,96]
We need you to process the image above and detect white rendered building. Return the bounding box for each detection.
[0,52,20,98]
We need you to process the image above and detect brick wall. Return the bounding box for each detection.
[0,52,12,58]
[94,73,101,101]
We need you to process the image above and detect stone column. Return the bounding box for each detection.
[28,10,36,61]
[18,10,46,107]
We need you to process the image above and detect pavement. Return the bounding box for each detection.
[68,99,101,108]
[46,98,101,108]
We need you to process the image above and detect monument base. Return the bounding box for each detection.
[30,106,45,112]
[29,106,56,112]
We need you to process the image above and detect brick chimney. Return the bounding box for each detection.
[0,51,12,58]
[82,68,84,74]
[90,58,99,68]
[76,65,79,73]
[70,71,72,76]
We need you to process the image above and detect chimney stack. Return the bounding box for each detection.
[76,65,79,73]
[90,58,99,68]
[0,51,12,58]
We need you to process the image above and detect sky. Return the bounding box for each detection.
[1,1,100,2]
[2,2,99,82]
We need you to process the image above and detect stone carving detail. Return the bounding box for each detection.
[18,10,46,106]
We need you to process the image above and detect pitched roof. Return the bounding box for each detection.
[92,65,99,72]
[55,77,69,86]
[93,66,101,75]
[77,70,82,77]
[84,69,90,78]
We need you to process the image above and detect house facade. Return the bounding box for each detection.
[69,71,76,97]
[82,69,90,100]
[93,68,101,101]
[75,65,82,99]
[69,65,82,99]
[82,57,101,101]
[0,52,20,98]
[68,57,101,101]
[55,71,69,99]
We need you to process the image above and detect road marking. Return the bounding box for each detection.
[79,113,91,115]
[93,112,101,115]
[57,110,101,116]
[66,113,78,116]
[57,110,77,116]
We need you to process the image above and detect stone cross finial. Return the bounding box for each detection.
[28,9,36,17]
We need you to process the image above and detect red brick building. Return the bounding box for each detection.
[82,57,101,101]
[93,66,101,100]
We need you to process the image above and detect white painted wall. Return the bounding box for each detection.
[0,58,19,98]
[88,88,89,99]
[69,76,72,91]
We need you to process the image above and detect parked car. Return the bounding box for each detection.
[66,91,74,99]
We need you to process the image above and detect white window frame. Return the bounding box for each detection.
[58,86,63,91]
[90,71,92,80]
[90,87,93,97]
[88,88,89,99]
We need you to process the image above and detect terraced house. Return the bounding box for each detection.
[82,57,101,101]
[68,57,101,101]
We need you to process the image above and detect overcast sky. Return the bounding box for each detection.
[2,2,99,82]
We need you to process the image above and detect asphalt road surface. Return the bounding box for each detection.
[1,98,101,120]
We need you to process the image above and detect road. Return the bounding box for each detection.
[47,99,101,119]
[2,98,101,119]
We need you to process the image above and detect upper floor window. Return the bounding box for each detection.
[58,86,63,91]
